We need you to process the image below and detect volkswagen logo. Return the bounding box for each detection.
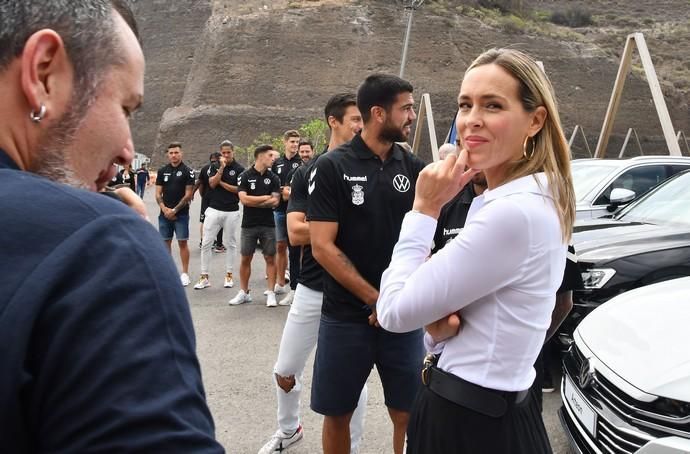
[579,357,596,390]
[393,174,411,193]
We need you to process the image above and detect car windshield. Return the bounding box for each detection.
[617,172,690,227]
[571,162,616,202]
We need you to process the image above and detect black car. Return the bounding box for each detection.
[558,169,690,348]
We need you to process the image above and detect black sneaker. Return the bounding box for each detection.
[542,375,555,393]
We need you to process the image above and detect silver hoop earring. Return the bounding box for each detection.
[30,104,46,123]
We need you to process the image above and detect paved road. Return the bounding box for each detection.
[141,189,571,453]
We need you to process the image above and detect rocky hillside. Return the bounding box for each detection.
[131,0,690,167]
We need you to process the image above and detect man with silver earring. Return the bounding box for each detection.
[0,1,223,451]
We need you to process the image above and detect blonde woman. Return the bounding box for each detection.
[377,48,575,453]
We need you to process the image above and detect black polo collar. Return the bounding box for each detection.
[250,165,270,176]
[0,149,20,170]
[282,153,301,163]
[351,134,404,161]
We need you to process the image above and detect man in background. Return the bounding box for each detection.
[194,140,245,290]
[136,162,150,198]
[196,151,224,250]
[259,93,367,454]
[230,145,281,307]
[156,142,195,286]
[278,138,315,306]
[272,130,302,293]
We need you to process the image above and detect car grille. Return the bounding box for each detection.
[563,344,690,453]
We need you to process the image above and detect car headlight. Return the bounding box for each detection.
[581,268,616,289]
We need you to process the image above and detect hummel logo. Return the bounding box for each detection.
[308,168,317,194]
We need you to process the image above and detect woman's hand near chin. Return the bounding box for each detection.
[413,149,479,219]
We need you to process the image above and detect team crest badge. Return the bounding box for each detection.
[176,171,182,177]
[230,170,236,176]
[351,184,364,206]
[250,183,256,190]
[264,178,271,185]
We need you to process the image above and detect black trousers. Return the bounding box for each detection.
[407,386,552,454]
[287,243,301,290]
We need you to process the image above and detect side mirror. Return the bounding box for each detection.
[607,188,636,211]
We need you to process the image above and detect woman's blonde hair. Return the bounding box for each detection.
[466,48,575,242]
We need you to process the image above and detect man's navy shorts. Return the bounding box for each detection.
[310,313,424,416]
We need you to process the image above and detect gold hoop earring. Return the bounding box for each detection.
[522,136,535,160]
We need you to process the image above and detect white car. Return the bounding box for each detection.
[559,277,690,453]
[572,156,690,220]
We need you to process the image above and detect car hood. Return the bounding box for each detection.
[573,219,690,263]
[577,277,690,401]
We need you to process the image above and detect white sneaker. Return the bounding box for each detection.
[258,426,304,454]
[274,283,289,295]
[180,273,191,287]
[278,290,294,306]
[285,269,290,283]
[229,289,252,306]
[193,275,210,290]
[224,273,234,288]
[266,291,277,307]
[264,284,289,295]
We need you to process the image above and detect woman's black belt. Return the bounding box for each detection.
[424,364,529,418]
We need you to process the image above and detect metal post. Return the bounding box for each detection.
[399,0,425,79]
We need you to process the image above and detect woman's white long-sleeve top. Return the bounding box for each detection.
[377,173,566,392]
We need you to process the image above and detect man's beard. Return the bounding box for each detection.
[32,84,96,189]
[379,121,409,143]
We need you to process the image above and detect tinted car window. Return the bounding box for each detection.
[617,171,690,226]
[668,164,690,176]
[594,165,667,205]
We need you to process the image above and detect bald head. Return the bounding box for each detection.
[438,143,458,160]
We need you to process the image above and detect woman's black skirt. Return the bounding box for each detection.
[407,384,552,453]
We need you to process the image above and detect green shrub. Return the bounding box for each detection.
[477,0,523,14]
[234,119,329,166]
[550,7,593,27]
[500,14,526,34]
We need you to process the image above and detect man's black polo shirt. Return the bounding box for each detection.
[287,154,325,292]
[238,166,280,228]
[559,244,583,294]
[432,183,478,254]
[208,160,245,212]
[198,163,214,201]
[156,162,195,216]
[307,134,426,322]
[272,153,302,213]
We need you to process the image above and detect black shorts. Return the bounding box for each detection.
[310,314,424,416]
[240,225,276,256]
